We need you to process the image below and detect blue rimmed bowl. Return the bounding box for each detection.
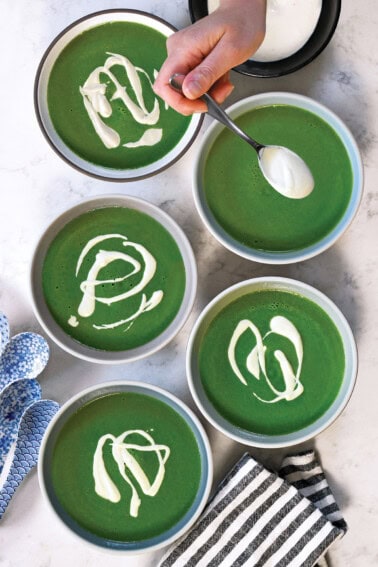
[39,381,213,553]
[193,91,363,264]
[187,276,357,448]
[30,194,197,364]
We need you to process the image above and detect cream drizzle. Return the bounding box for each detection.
[69,233,163,331]
[93,291,164,331]
[227,315,304,403]
[93,430,170,518]
[123,128,162,148]
[68,315,79,328]
[80,53,161,149]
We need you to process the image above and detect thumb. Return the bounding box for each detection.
[182,42,229,100]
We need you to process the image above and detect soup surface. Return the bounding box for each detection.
[50,392,203,541]
[198,289,345,435]
[42,206,186,351]
[202,104,353,252]
[47,21,192,169]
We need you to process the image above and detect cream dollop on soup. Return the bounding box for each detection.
[208,0,322,62]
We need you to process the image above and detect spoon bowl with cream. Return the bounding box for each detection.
[170,74,314,199]
[258,145,314,199]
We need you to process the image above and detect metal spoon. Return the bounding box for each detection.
[169,74,314,199]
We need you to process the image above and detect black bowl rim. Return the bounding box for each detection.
[188,0,342,78]
[34,8,204,182]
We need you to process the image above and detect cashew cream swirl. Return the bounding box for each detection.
[93,430,170,518]
[68,233,163,331]
[80,53,161,149]
[228,315,304,403]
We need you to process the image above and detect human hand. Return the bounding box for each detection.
[153,0,266,115]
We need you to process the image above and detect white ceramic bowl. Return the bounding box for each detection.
[39,381,213,553]
[193,92,363,264]
[187,276,357,448]
[30,194,197,364]
[189,0,341,78]
[34,9,203,181]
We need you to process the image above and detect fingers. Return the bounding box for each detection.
[153,37,235,114]
[153,16,228,115]
[153,53,208,115]
[153,22,217,114]
[153,82,208,116]
[182,40,237,100]
[154,0,267,115]
[209,73,235,104]
[153,73,234,115]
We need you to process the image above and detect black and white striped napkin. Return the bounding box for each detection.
[159,451,346,567]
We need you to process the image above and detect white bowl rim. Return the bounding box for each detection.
[38,380,213,554]
[193,91,364,264]
[186,276,358,448]
[34,8,203,181]
[30,194,197,364]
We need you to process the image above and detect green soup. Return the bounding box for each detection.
[47,21,191,169]
[42,207,186,351]
[203,105,353,252]
[198,289,345,435]
[50,392,203,542]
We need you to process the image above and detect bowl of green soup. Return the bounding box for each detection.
[187,277,357,448]
[39,381,213,552]
[34,10,203,181]
[30,195,197,363]
[193,92,363,263]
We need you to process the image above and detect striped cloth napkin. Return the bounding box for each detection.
[159,451,346,567]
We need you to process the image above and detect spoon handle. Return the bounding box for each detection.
[0,400,59,519]
[169,74,264,153]
[0,379,41,474]
[200,92,263,152]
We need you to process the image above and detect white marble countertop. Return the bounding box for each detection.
[0,0,377,565]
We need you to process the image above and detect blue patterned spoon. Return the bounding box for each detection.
[0,313,10,354]
[0,332,49,391]
[0,379,42,474]
[0,399,59,519]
